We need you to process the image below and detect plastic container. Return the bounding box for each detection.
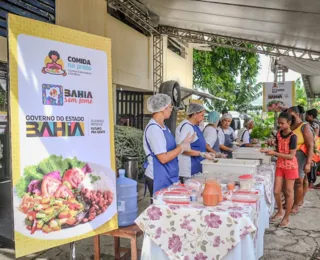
[162,191,190,205]
[202,178,223,206]
[233,148,271,164]
[201,159,258,177]
[116,169,138,227]
[184,179,202,193]
[238,174,253,190]
[190,190,198,205]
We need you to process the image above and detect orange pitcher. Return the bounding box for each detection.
[202,179,223,206]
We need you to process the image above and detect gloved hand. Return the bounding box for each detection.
[204,153,215,160]
[216,153,227,158]
[180,132,196,153]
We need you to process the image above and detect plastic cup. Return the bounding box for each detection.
[227,182,235,191]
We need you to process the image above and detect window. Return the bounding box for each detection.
[0,0,56,37]
[0,62,8,180]
[167,37,187,58]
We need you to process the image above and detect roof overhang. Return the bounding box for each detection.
[108,0,320,96]
[140,0,320,54]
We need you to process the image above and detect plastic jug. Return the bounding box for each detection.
[202,178,223,206]
[116,169,138,227]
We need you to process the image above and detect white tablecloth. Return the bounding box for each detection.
[140,179,274,260]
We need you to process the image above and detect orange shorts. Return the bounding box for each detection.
[275,167,299,180]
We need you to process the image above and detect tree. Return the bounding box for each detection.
[193,47,260,112]
[295,78,307,107]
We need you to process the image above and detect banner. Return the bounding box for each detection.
[263,81,295,112]
[8,14,117,257]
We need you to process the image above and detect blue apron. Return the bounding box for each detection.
[240,129,251,147]
[144,124,179,194]
[222,129,234,158]
[181,122,207,175]
[203,126,221,153]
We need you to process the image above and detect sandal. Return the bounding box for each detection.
[276,221,290,228]
[270,214,284,223]
[290,207,299,216]
[314,184,320,190]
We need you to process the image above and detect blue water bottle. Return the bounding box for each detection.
[116,169,138,227]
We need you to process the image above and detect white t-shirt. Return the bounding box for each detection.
[203,125,218,147]
[175,119,198,178]
[218,127,237,146]
[143,119,167,179]
[238,127,250,144]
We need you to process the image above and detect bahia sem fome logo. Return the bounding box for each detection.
[42,50,67,76]
[42,84,64,106]
[42,84,93,106]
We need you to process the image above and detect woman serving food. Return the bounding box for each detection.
[218,113,237,158]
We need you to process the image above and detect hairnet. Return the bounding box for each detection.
[244,117,253,127]
[220,113,232,121]
[187,103,205,115]
[208,111,220,124]
[147,94,171,113]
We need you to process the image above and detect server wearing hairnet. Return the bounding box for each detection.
[238,117,256,147]
[176,103,215,179]
[218,113,237,158]
[203,111,222,153]
[143,94,194,196]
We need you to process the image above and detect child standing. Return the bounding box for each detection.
[261,112,298,227]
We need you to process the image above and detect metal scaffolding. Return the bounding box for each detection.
[107,0,320,95]
[159,26,320,62]
[108,0,158,36]
[153,35,163,93]
[302,75,315,99]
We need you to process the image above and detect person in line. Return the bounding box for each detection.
[262,112,298,227]
[143,94,194,196]
[288,105,314,215]
[218,113,237,158]
[176,103,214,181]
[203,111,221,153]
[237,117,256,147]
[305,108,319,137]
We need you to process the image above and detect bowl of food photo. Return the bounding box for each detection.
[13,155,116,240]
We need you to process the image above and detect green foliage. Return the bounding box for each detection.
[312,99,320,112]
[295,78,307,107]
[114,125,145,179]
[249,112,274,140]
[193,47,260,112]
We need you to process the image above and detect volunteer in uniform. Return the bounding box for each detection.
[238,117,256,147]
[218,113,237,158]
[143,94,194,196]
[176,103,214,180]
[203,111,221,153]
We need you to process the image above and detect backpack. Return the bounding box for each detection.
[299,123,320,163]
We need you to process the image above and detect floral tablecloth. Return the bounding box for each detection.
[135,202,257,260]
[256,163,275,214]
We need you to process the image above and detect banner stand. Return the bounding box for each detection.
[70,242,76,260]
[8,14,118,258]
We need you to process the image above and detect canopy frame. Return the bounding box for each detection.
[107,0,320,95]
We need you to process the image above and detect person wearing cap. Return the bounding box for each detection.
[218,113,237,158]
[143,94,194,196]
[238,117,256,147]
[176,103,215,179]
[203,111,221,153]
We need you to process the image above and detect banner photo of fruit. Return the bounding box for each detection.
[263,81,295,112]
[8,14,117,258]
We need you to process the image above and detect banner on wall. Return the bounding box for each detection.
[263,81,295,112]
[8,14,118,258]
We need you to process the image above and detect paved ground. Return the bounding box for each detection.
[1,183,320,260]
